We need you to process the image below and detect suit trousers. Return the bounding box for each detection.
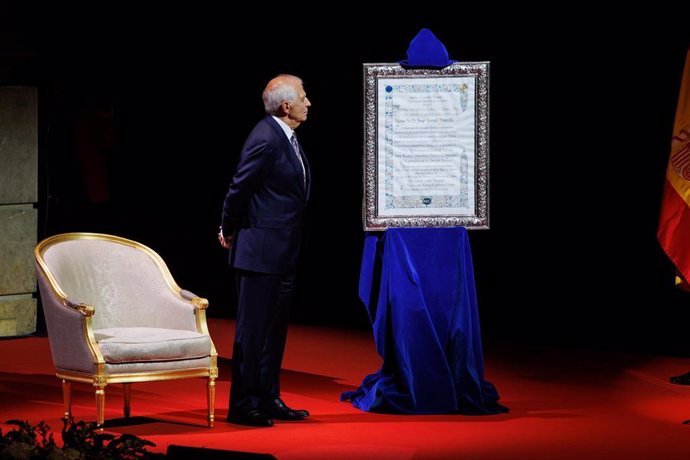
[229,269,296,414]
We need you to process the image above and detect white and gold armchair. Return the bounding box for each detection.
[34,233,218,428]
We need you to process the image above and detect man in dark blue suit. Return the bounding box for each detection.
[219,74,311,427]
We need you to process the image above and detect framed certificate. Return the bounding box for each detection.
[362,62,490,230]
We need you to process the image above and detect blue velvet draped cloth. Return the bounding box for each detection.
[341,227,508,414]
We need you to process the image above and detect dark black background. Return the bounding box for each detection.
[3,2,690,355]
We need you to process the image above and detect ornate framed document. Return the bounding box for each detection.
[362,62,490,230]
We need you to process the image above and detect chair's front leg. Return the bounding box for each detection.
[207,377,216,428]
[123,383,131,418]
[61,380,73,421]
[95,385,105,428]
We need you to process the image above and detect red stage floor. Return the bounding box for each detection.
[2,318,690,459]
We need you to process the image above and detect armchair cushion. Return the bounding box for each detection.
[95,327,212,363]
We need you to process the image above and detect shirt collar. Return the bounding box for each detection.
[272,116,294,140]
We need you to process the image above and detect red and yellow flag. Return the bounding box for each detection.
[658,47,690,288]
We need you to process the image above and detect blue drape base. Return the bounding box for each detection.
[341,227,508,415]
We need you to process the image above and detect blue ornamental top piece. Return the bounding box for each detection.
[399,28,457,69]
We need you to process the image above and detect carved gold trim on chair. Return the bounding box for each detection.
[58,368,215,383]
[93,372,108,387]
[85,316,106,366]
[64,298,95,316]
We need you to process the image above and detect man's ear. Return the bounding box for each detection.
[280,101,290,115]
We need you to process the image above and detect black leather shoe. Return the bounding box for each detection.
[227,409,274,427]
[260,397,309,420]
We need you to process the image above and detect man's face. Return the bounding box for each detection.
[287,84,311,126]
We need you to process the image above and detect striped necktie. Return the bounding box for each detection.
[291,133,306,189]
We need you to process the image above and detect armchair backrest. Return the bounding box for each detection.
[36,233,186,330]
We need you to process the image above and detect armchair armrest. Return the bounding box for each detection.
[64,297,96,316]
[180,289,209,309]
[179,290,213,344]
[37,271,103,374]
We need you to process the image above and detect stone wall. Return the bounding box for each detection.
[0,87,38,336]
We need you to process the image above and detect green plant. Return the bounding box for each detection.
[0,418,166,459]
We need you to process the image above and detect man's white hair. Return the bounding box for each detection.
[262,75,302,115]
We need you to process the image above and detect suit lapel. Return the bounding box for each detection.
[265,116,308,197]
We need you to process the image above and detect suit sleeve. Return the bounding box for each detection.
[221,137,276,236]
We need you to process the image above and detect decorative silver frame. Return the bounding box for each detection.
[362,62,490,230]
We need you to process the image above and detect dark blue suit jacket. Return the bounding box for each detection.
[221,116,311,275]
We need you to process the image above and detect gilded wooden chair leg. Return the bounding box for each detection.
[61,380,73,421]
[95,385,105,428]
[123,383,131,418]
[207,377,216,428]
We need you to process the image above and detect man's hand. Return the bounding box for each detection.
[218,227,233,249]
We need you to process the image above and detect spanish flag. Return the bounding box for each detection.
[658,46,690,289]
